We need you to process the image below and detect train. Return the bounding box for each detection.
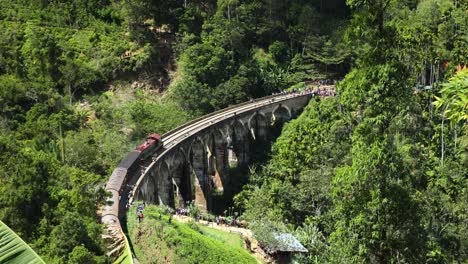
[135,133,163,160]
[102,133,163,223]
[118,133,163,182]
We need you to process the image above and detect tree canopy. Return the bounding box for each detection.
[236,0,467,262]
[0,0,466,263]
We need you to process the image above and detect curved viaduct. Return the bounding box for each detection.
[101,90,317,259]
[131,92,312,210]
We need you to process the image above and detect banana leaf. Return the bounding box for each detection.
[113,233,133,264]
[0,221,46,264]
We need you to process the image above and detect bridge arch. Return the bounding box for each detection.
[230,120,249,166]
[248,112,269,140]
[272,104,291,124]
[232,120,247,142]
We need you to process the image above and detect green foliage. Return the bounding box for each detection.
[238,1,466,263]
[1,0,465,263]
[129,96,192,139]
[0,0,159,111]
[330,139,426,263]
[186,220,202,233]
[424,158,468,263]
[68,246,98,264]
[179,43,234,87]
[0,221,45,264]
[0,75,29,121]
[197,225,246,250]
[172,41,243,113]
[293,223,328,263]
[434,69,468,123]
[270,97,352,179]
[127,205,256,264]
[187,202,201,220]
[0,137,58,238]
[236,97,353,229]
[171,0,351,114]
[268,41,289,64]
[0,110,110,263]
[113,229,134,264]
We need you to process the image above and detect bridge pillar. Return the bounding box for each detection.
[211,129,227,191]
[171,149,192,208]
[207,144,216,187]
[248,112,269,141]
[272,104,291,125]
[190,138,210,212]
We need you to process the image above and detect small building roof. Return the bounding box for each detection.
[266,233,308,254]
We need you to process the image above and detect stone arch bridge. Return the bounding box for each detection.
[101,91,321,259]
[129,92,312,212]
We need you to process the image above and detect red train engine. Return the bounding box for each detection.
[135,133,163,160]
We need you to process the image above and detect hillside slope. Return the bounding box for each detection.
[126,205,257,264]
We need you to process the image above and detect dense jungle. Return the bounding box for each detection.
[0,0,466,263]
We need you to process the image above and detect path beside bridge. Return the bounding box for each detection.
[173,214,272,263]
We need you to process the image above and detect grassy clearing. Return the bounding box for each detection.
[126,204,257,264]
[197,225,245,250]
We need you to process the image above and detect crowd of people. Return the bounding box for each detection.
[270,79,337,98]
[215,215,243,227]
[175,207,190,215]
[175,207,244,228]
[309,86,336,97]
[119,184,136,210]
[310,79,337,86]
